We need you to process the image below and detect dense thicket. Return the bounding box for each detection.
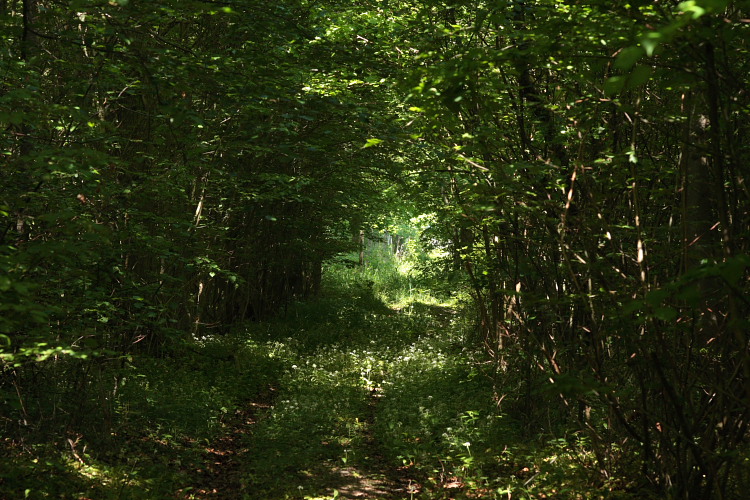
[1,0,392,443]
[1,0,749,498]
[397,1,750,497]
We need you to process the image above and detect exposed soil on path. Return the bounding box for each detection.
[179,300,459,499]
[319,465,416,499]
[177,391,420,500]
[180,388,418,500]
[314,390,419,500]
[178,393,274,499]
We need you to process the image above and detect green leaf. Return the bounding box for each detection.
[622,300,644,315]
[678,0,729,18]
[614,46,645,70]
[646,288,669,306]
[678,1,706,19]
[676,284,701,307]
[362,138,383,148]
[719,254,750,285]
[642,33,663,57]
[604,76,625,96]
[628,65,653,88]
[653,307,678,322]
[604,66,652,96]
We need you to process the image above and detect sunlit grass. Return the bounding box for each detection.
[387,287,454,311]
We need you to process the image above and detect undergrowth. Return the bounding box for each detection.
[2,242,643,499]
[233,250,640,499]
[0,337,284,499]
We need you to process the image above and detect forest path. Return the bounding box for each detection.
[179,397,273,499]
[183,286,459,499]
[186,391,415,500]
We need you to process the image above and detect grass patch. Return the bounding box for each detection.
[2,250,647,499]
[0,336,284,499]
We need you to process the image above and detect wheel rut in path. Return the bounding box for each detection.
[180,383,416,499]
[315,388,419,500]
[178,391,274,499]
[181,301,454,499]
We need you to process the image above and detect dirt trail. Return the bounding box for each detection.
[179,397,272,499]
[323,466,414,499]
[183,391,415,500]
[182,301,456,499]
[317,390,418,500]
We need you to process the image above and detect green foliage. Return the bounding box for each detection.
[2,0,750,498]
[0,335,282,499]
[1,0,403,491]
[234,266,644,499]
[390,0,750,496]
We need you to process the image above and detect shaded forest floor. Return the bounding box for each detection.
[1,266,647,499]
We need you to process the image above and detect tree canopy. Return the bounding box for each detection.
[2,0,749,498]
